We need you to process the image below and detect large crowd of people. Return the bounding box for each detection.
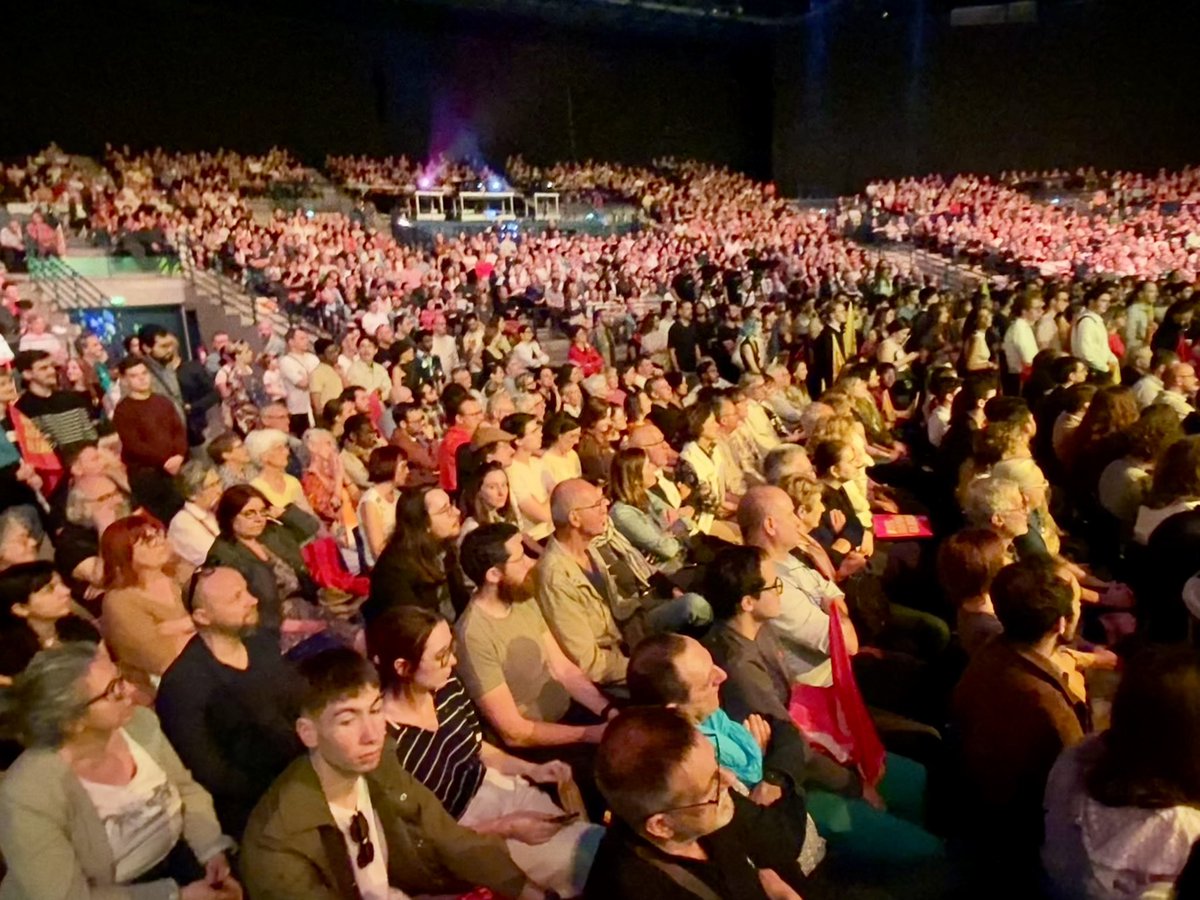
[863,170,1200,281]
[3,144,1200,898]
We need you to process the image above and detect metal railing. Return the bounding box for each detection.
[27,254,109,309]
[176,231,259,326]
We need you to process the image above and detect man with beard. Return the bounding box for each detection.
[242,647,538,900]
[155,567,304,839]
[457,522,614,752]
[950,558,1088,889]
[137,324,220,447]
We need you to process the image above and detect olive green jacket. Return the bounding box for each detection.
[241,751,526,900]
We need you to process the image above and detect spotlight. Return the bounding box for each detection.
[417,175,433,190]
[488,177,504,192]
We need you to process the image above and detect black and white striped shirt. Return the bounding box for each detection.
[389,676,486,819]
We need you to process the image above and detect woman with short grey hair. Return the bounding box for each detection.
[0,641,242,899]
[168,461,223,568]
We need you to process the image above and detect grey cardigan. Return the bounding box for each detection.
[0,706,230,900]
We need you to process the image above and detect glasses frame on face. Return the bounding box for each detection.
[573,496,609,515]
[84,674,129,707]
[648,770,723,819]
[756,577,784,598]
[238,504,268,521]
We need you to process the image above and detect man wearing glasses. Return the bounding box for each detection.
[242,647,544,900]
[586,706,806,900]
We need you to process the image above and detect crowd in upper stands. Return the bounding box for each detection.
[3,145,1200,899]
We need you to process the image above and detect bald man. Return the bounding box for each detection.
[739,485,856,686]
[1156,362,1198,421]
[534,480,628,684]
[156,566,303,838]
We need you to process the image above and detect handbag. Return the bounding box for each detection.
[787,605,887,787]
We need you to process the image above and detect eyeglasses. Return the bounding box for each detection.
[648,772,723,819]
[185,565,220,612]
[573,497,609,514]
[757,578,784,597]
[238,506,268,520]
[348,811,375,869]
[84,675,128,706]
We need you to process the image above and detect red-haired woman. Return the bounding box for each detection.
[99,513,194,696]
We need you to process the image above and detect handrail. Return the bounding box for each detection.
[176,230,258,326]
[28,254,110,309]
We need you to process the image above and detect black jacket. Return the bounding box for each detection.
[584,792,808,900]
[156,631,303,838]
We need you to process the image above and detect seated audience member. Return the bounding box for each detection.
[240,646,541,900]
[937,528,1010,657]
[57,472,133,599]
[357,446,406,568]
[738,485,855,686]
[366,486,465,622]
[156,567,303,840]
[168,461,223,567]
[438,392,485,493]
[339,413,381,491]
[301,428,360,547]
[1152,361,1198,421]
[1132,435,1200,546]
[0,642,241,899]
[368,606,603,897]
[962,474,1031,551]
[100,512,195,695]
[1043,646,1200,900]
[113,356,189,522]
[503,413,555,541]
[609,447,687,566]
[456,523,614,755]
[951,558,1088,886]
[585,706,810,900]
[390,401,441,486]
[460,461,520,538]
[678,402,740,520]
[207,431,257,489]
[577,398,616,484]
[763,443,815,486]
[697,547,942,868]
[1097,404,1182,530]
[0,561,98,678]
[0,507,43,572]
[205,484,319,633]
[540,412,584,494]
[246,428,314,514]
[536,480,629,685]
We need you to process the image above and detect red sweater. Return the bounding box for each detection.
[113,394,188,470]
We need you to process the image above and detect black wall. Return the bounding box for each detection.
[773,1,1200,196]
[4,1,772,177]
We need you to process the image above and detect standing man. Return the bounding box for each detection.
[1002,294,1043,395]
[809,300,848,398]
[138,325,220,447]
[1070,288,1118,380]
[12,349,97,456]
[112,356,188,522]
[309,339,345,416]
[668,301,699,380]
[278,326,320,436]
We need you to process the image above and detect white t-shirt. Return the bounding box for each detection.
[278,352,320,417]
[327,778,411,900]
[80,732,184,882]
[507,456,553,540]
